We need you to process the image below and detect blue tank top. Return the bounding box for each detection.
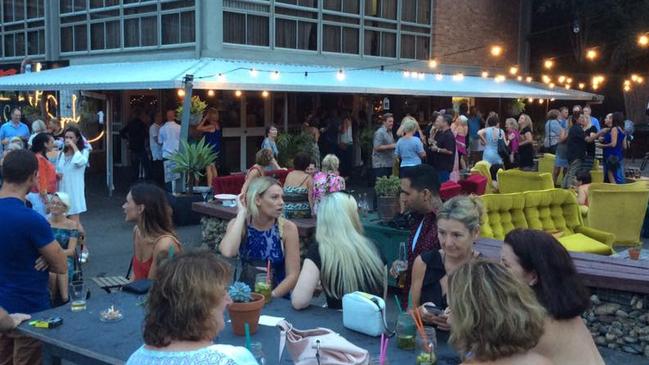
[240,223,285,286]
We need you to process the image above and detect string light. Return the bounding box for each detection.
[481,71,489,78]
[452,73,464,81]
[509,66,519,75]
[403,70,411,78]
[625,79,631,86]
[565,84,571,89]
[517,76,523,81]
[494,75,506,83]
[235,90,242,97]
[249,68,259,77]
[217,73,226,83]
[336,69,346,81]
[177,89,185,97]
[526,76,533,83]
[550,98,556,101]
[490,45,503,57]
[566,77,573,84]
[631,74,639,82]
[586,48,598,61]
[417,72,425,80]
[638,76,644,84]
[435,73,444,80]
[207,90,215,97]
[528,98,534,102]
[624,84,631,92]
[270,70,280,80]
[638,34,649,47]
[428,59,438,69]
[261,91,269,98]
[578,83,585,89]
[542,75,551,84]
[538,99,544,104]
[549,82,555,88]
[543,59,554,69]
[558,75,566,83]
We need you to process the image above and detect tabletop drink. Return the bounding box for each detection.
[395,242,408,289]
[396,312,416,350]
[70,281,86,312]
[254,273,272,304]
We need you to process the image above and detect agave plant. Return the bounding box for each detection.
[228,282,252,303]
[169,138,217,195]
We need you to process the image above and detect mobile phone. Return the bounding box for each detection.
[423,304,444,316]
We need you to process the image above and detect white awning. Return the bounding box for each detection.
[0,58,602,101]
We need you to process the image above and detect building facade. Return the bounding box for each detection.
[0,0,530,177]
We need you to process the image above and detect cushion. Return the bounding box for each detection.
[523,189,581,234]
[480,193,527,240]
[558,233,613,255]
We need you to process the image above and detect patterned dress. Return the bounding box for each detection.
[283,185,311,219]
[126,344,257,365]
[51,226,79,280]
[238,222,285,288]
[311,172,345,215]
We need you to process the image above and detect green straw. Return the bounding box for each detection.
[393,294,403,314]
[244,322,251,350]
[408,291,413,310]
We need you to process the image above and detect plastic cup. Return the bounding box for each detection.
[70,281,86,312]
[254,273,272,304]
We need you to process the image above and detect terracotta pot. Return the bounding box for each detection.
[227,292,265,336]
[376,195,400,223]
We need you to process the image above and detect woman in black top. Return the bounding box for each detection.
[291,192,386,310]
[517,114,535,169]
[411,196,483,330]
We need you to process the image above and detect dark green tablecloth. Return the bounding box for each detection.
[362,213,410,286]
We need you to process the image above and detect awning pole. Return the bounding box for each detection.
[176,74,194,193]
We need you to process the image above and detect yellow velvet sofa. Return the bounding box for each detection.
[497,169,554,194]
[584,182,649,246]
[538,153,603,185]
[480,188,615,255]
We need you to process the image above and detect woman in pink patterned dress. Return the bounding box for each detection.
[311,154,345,216]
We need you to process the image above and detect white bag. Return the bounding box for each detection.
[342,292,390,337]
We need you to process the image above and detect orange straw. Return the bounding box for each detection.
[266,259,271,285]
[410,308,430,349]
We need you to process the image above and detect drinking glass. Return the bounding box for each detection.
[254,273,272,304]
[396,312,416,350]
[70,281,86,312]
[394,242,408,288]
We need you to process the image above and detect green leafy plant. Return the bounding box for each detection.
[375,175,401,197]
[228,282,252,303]
[275,131,315,167]
[176,95,207,117]
[169,138,217,195]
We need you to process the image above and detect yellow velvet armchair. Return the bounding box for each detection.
[496,169,554,193]
[470,161,494,194]
[584,182,649,246]
[480,188,614,255]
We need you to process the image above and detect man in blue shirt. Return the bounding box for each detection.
[0,108,30,154]
[583,105,601,132]
[0,149,66,364]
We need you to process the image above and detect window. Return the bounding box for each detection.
[125,16,158,48]
[0,1,45,58]
[364,30,396,57]
[365,0,397,19]
[223,11,269,47]
[162,11,195,45]
[401,0,431,24]
[323,25,358,54]
[276,18,317,50]
[324,0,359,14]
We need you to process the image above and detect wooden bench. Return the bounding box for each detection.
[476,238,649,294]
[192,201,316,237]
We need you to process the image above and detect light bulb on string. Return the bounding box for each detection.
[509,66,519,75]
[549,82,555,88]
[578,83,585,89]
[336,69,346,81]
[217,73,226,83]
[417,72,425,80]
[543,59,555,69]
[566,77,573,84]
[452,73,464,81]
[639,34,649,47]
[586,48,598,61]
[638,76,644,84]
[538,99,544,104]
[490,45,503,57]
[631,74,639,82]
[558,75,566,83]
[624,79,631,86]
[270,71,280,80]
[528,98,534,103]
[435,73,443,80]
[542,75,551,84]
[481,71,489,78]
[526,76,533,83]
[428,59,438,69]
[494,75,506,83]
[235,90,242,97]
[207,90,215,97]
[261,91,269,98]
[517,76,523,81]
[177,89,185,97]
[249,68,259,77]
[550,98,555,101]
[403,70,411,78]
[624,84,631,92]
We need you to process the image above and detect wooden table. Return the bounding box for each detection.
[192,201,316,237]
[18,287,459,365]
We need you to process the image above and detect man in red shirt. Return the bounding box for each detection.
[390,164,441,306]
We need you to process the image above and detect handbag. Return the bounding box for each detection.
[277,320,369,365]
[496,130,510,161]
[342,292,392,337]
[122,279,152,294]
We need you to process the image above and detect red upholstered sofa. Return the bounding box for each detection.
[458,174,488,196]
[212,169,292,195]
[440,181,462,201]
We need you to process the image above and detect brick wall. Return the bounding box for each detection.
[432,0,522,68]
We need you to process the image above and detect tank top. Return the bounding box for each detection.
[132,234,181,280]
[239,221,286,287]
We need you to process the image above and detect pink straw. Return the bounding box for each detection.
[379,333,385,363]
[381,337,389,364]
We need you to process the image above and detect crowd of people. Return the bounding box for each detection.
[0,101,624,365]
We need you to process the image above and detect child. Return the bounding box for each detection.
[47,192,81,306]
[575,170,592,206]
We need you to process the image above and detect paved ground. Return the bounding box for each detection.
[74,167,647,364]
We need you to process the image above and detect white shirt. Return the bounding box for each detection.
[159,121,181,159]
[149,123,163,161]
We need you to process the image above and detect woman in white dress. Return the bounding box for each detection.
[56,126,89,253]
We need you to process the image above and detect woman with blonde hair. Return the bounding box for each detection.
[505,118,520,167]
[311,154,345,214]
[395,116,426,175]
[220,177,300,297]
[517,114,535,169]
[447,260,551,365]
[411,196,483,330]
[292,192,386,309]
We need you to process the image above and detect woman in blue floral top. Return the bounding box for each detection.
[220,177,300,298]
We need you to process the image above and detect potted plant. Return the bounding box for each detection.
[176,95,207,125]
[276,131,315,168]
[167,138,217,226]
[227,282,265,336]
[375,175,401,223]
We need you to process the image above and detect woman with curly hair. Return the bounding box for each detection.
[126,251,257,364]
